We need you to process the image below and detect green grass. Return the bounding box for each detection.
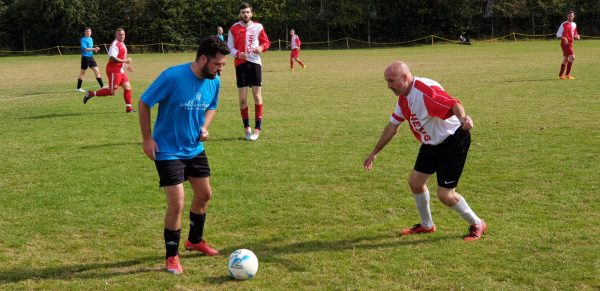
[1,40,599,289]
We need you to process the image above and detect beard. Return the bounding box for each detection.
[201,65,217,79]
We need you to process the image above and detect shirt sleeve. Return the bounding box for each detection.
[108,44,119,58]
[140,71,173,108]
[424,86,460,120]
[227,29,238,57]
[389,103,405,125]
[208,78,219,110]
[556,23,564,38]
[258,28,271,52]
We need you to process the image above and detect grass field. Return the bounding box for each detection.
[1,40,599,290]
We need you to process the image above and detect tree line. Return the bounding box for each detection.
[0,0,598,51]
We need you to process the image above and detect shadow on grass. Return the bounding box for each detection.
[503,78,559,83]
[208,136,249,142]
[13,89,81,98]
[257,232,459,257]
[22,111,115,120]
[204,232,461,284]
[80,142,141,150]
[0,255,161,284]
[0,233,461,284]
[204,275,234,284]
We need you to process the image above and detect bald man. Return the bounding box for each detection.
[364,61,487,241]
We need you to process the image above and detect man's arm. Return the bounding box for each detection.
[364,122,400,171]
[452,103,473,130]
[556,23,564,39]
[200,109,216,141]
[253,28,271,54]
[556,24,569,45]
[138,100,157,160]
[108,45,131,64]
[110,56,132,64]
[227,29,238,58]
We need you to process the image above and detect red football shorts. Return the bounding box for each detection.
[106,69,129,89]
[290,48,300,58]
[561,42,574,57]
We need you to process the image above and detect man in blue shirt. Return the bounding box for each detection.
[139,36,230,275]
[77,27,104,92]
[216,26,225,42]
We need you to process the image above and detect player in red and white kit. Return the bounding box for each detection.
[556,11,580,80]
[364,61,487,242]
[83,28,136,113]
[289,29,306,71]
[227,2,271,141]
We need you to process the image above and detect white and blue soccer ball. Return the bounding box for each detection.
[227,249,259,280]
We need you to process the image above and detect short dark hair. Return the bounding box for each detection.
[196,35,230,61]
[83,27,91,31]
[239,2,252,11]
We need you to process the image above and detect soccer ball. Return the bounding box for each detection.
[227,249,259,280]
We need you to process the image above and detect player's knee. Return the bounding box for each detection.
[193,191,213,209]
[408,178,425,194]
[201,191,213,203]
[168,200,185,215]
[437,189,459,206]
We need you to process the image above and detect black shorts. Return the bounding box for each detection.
[80,56,98,70]
[154,151,211,187]
[235,61,262,88]
[414,127,471,189]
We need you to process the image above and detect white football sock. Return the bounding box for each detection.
[414,192,434,228]
[450,195,481,226]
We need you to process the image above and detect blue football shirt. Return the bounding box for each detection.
[141,62,220,160]
[80,37,94,57]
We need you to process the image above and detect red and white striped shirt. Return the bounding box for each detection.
[106,39,127,73]
[227,21,270,66]
[556,21,579,43]
[291,34,301,49]
[390,77,461,145]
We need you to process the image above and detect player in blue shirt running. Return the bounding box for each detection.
[139,36,230,275]
[76,27,104,92]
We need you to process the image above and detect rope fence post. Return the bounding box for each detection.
[513,32,517,42]
[103,44,108,53]
[346,37,349,50]
[161,43,165,54]
[278,39,281,51]
[56,46,62,56]
[431,35,434,45]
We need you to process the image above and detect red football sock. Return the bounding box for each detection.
[298,60,304,67]
[565,62,573,76]
[255,104,263,130]
[255,104,263,120]
[241,106,249,119]
[241,107,249,128]
[559,64,566,76]
[94,87,113,96]
[290,60,294,69]
[124,89,132,105]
